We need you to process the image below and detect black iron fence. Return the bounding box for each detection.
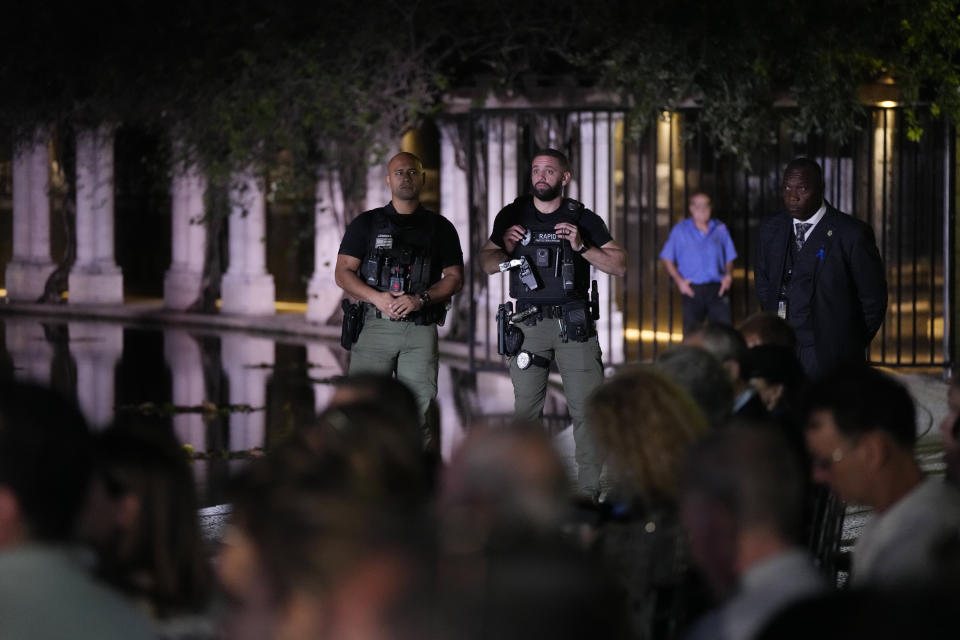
[466,109,629,370]
[464,107,953,369]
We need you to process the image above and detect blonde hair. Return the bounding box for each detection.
[587,366,709,507]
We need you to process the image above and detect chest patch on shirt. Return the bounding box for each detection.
[532,231,560,244]
[374,234,393,249]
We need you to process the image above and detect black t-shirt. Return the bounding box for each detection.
[489,196,613,251]
[339,202,464,285]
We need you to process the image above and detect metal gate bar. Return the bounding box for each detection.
[461,106,951,370]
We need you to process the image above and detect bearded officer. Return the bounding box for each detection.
[478,148,627,496]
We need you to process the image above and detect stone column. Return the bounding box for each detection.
[307,342,344,412]
[364,156,393,211]
[439,122,470,255]
[220,170,275,315]
[578,112,625,364]
[306,169,346,324]
[4,319,53,385]
[69,125,123,304]
[438,121,470,340]
[482,116,519,346]
[69,322,123,429]
[164,162,208,309]
[164,329,208,486]
[221,334,273,466]
[5,134,56,301]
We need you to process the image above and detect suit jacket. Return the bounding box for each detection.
[754,204,887,372]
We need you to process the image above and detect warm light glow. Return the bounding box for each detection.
[624,328,684,343]
[275,301,308,313]
[878,100,898,109]
[211,299,308,314]
[1,289,68,299]
[933,317,945,341]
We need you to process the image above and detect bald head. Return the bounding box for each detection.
[386,152,426,212]
[388,152,423,173]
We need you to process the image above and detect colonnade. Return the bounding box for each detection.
[4,130,339,320]
[5,116,624,360]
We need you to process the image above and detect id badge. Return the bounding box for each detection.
[777,299,787,320]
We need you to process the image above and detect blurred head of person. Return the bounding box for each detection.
[76,422,210,618]
[655,345,734,428]
[939,371,960,488]
[684,323,751,386]
[0,380,93,548]
[218,443,436,640]
[748,345,806,413]
[689,192,712,228]
[738,312,798,350]
[439,421,571,551]
[802,365,917,509]
[327,373,439,482]
[297,403,428,506]
[329,373,422,432]
[436,425,626,640]
[587,366,709,509]
[679,423,806,598]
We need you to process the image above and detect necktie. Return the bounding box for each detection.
[795,222,812,251]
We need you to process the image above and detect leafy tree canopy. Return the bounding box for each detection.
[0,0,958,169]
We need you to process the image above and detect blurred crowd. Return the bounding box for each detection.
[1,312,959,639]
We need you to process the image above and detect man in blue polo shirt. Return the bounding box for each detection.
[660,192,738,334]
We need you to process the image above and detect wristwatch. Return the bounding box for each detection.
[576,239,589,254]
[515,350,551,370]
[418,291,431,307]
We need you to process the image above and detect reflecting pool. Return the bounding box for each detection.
[0,315,576,510]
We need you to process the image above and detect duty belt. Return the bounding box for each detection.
[516,301,594,323]
[364,304,418,323]
[515,302,564,324]
[364,302,443,325]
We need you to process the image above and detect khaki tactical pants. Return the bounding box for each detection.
[348,314,439,426]
[508,318,605,495]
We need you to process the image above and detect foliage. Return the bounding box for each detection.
[571,0,908,165]
[1,1,960,179]
[897,0,960,141]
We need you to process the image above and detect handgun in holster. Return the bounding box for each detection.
[497,302,513,355]
[340,299,365,350]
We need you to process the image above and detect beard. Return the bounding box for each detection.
[533,181,563,202]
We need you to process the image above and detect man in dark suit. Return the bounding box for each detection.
[755,158,887,378]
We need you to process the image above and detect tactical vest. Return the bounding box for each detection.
[507,197,591,304]
[359,209,433,296]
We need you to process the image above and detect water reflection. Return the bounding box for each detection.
[5,319,54,385]
[70,323,123,429]
[165,330,208,489]
[0,316,575,507]
[222,335,273,470]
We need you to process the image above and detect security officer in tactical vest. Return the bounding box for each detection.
[479,149,627,496]
[335,152,464,432]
